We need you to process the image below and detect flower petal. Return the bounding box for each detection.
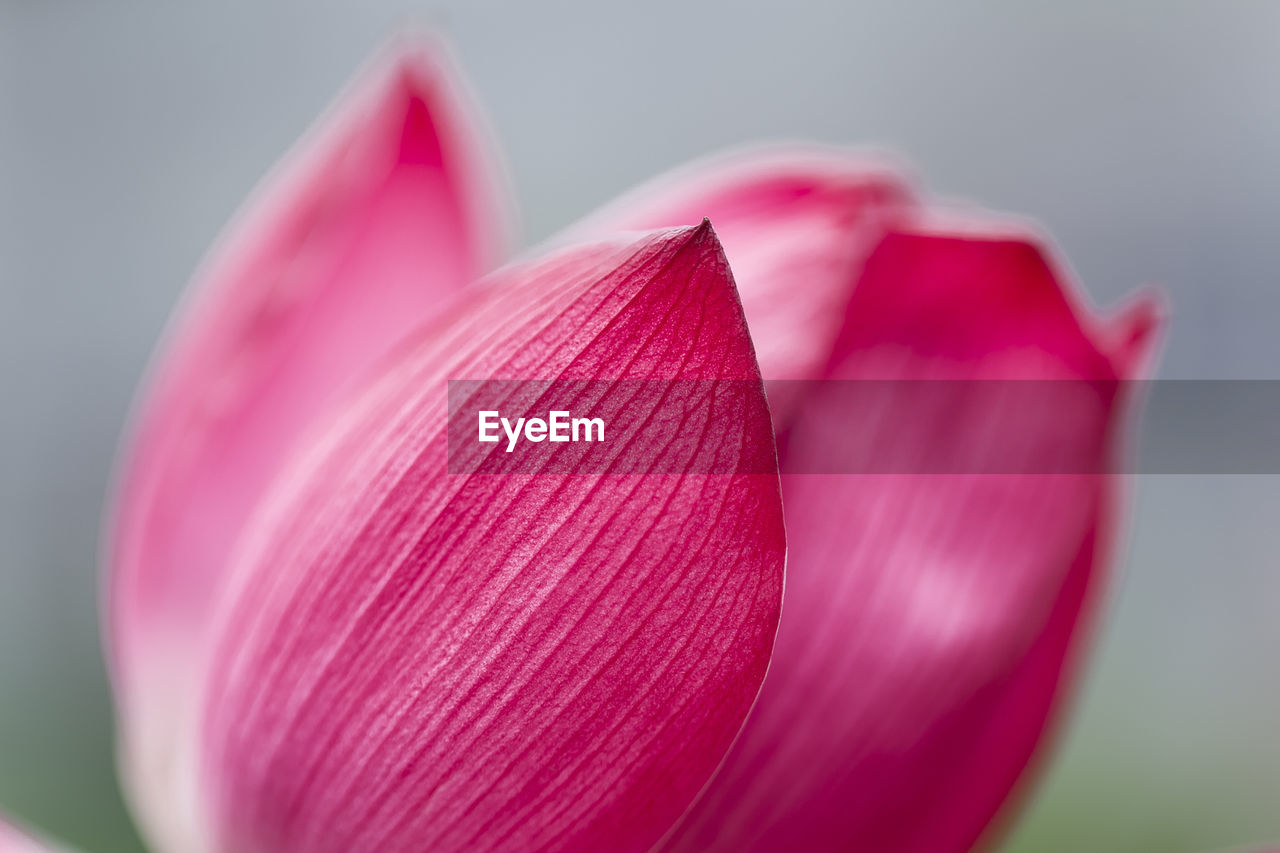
[197,224,786,853]
[660,216,1160,851]
[105,38,511,850]
[566,146,914,424]
[0,817,66,853]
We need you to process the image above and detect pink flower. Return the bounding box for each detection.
[88,36,1158,853]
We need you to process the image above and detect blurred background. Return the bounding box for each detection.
[1,2,1277,851]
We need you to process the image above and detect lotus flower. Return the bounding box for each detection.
[7,36,1163,853]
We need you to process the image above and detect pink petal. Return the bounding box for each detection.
[660,216,1161,851]
[104,38,511,849]
[0,817,63,853]
[196,224,786,853]
[566,146,915,425]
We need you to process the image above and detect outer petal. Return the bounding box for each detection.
[197,224,786,852]
[566,146,914,425]
[0,817,67,853]
[660,216,1160,851]
[105,39,511,849]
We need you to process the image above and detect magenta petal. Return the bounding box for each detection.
[568,147,914,423]
[660,219,1160,851]
[104,40,510,848]
[196,224,785,853]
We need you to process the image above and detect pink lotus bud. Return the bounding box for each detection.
[98,34,1162,853]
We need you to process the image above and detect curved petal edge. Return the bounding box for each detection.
[104,36,512,852]
[564,145,917,426]
[660,217,1162,852]
[197,224,786,853]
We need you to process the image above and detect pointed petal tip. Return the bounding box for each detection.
[844,211,1165,383]
[369,34,473,128]
[900,206,1170,361]
[352,30,515,259]
[366,28,460,93]
[1105,288,1166,378]
[348,36,465,163]
[196,229,784,852]
[106,34,514,849]
[662,217,742,312]
[564,145,919,422]
[690,215,718,244]
[634,217,725,266]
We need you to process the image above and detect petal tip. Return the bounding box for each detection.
[195,230,785,852]
[1105,288,1166,378]
[357,30,515,260]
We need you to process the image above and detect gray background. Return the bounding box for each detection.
[1,2,1277,850]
